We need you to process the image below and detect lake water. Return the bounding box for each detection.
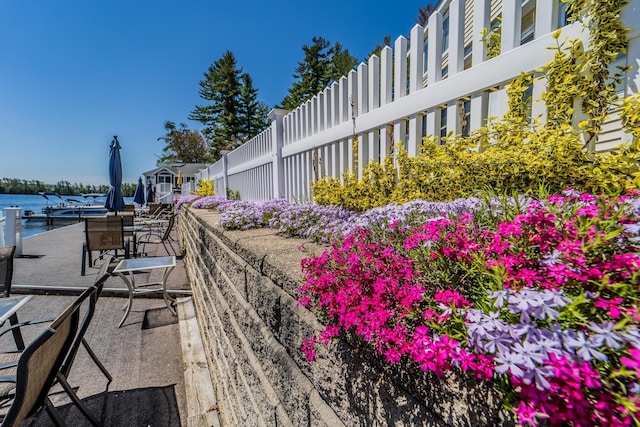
[0,193,134,244]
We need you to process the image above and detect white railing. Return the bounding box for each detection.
[196,0,640,202]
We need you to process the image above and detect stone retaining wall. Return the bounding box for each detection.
[179,208,512,427]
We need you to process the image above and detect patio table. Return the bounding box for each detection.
[0,295,33,350]
[112,256,176,328]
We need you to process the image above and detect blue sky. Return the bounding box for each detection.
[0,0,431,186]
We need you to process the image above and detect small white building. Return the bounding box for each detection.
[142,163,209,203]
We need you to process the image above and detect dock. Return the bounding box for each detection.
[0,220,220,426]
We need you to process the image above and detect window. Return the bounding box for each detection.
[463,44,472,70]
[558,2,570,28]
[442,14,450,52]
[442,65,449,79]
[158,174,172,184]
[423,41,429,74]
[521,7,535,45]
[521,26,535,44]
[439,107,448,141]
[611,52,628,98]
[421,113,427,138]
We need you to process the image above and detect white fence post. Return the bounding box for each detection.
[380,46,393,158]
[472,0,490,66]
[448,0,465,76]
[394,35,408,151]
[535,0,557,37]
[501,1,522,53]
[347,70,358,174]
[427,12,444,85]
[5,207,22,256]
[269,108,288,199]
[221,152,229,199]
[357,62,369,175]
[368,54,381,163]
[409,24,425,156]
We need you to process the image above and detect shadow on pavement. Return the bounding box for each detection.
[26,384,182,427]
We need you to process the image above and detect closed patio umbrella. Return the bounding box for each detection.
[104,136,126,213]
[146,182,154,205]
[133,177,145,206]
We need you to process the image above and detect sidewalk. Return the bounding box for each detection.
[12,221,190,296]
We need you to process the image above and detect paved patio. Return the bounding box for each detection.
[1,218,219,426]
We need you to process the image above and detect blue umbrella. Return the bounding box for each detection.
[146,182,154,205]
[133,177,145,205]
[104,136,126,213]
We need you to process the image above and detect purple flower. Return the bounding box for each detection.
[621,326,640,349]
[588,321,624,350]
[482,333,513,354]
[522,365,553,391]
[540,249,563,266]
[494,351,525,377]
[512,340,545,369]
[488,289,510,309]
[563,331,608,362]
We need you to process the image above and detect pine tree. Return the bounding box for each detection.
[238,73,270,142]
[190,50,270,159]
[415,3,435,26]
[329,42,358,83]
[190,50,243,157]
[281,37,358,111]
[368,35,392,59]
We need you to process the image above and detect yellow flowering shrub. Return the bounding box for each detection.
[312,114,640,211]
[193,179,215,196]
[312,0,639,211]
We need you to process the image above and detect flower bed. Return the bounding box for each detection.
[181,190,640,426]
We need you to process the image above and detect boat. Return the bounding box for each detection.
[23,192,109,223]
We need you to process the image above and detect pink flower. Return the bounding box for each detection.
[621,348,640,372]
[513,401,539,426]
[301,337,317,362]
[594,297,624,319]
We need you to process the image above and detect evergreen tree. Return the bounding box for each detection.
[190,50,243,157]
[415,3,435,26]
[238,73,270,142]
[368,35,392,59]
[190,50,269,158]
[157,121,213,165]
[329,42,359,82]
[281,37,358,111]
[367,3,433,59]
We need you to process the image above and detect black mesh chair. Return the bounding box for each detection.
[0,247,26,351]
[82,217,130,276]
[137,213,177,256]
[0,247,16,298]
[0,293,80,426]
[0,259,113,426]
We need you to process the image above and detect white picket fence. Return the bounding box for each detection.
[196,0,640,202]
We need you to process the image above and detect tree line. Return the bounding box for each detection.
[157,4,435,166]
[0,178,137,197]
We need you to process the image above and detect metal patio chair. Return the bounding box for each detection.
[137,213,177,256]
[0,259,113,426]
[0,246,26,351]
[0,293,80,426]
[82,216,130,276]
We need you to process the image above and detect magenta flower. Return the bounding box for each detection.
[620,348,640,372]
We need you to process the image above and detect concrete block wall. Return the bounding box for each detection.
[179,208,513,426]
